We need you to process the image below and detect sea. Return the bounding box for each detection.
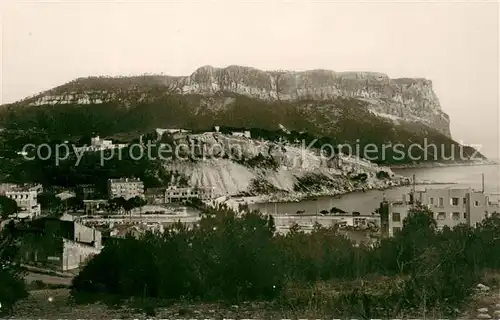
[249,164,500,215]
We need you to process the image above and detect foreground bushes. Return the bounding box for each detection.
[73,209,282,302]
[72,205,500,316]
[0,222,28,315]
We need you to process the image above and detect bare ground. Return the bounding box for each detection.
[8,272,500,319]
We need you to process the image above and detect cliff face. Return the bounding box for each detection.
[22,65,451,137]
[164,132,405,197]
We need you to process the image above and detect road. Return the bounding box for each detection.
[24,272,73,286]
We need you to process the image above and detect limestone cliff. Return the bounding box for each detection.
[21,65,451,137]
[163,132,406,197]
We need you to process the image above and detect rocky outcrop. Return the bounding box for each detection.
[21,65,451,137]
[163,132,405,197]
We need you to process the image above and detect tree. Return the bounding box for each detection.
[121,196,147,216]
[0,196,20,219]
[123,198,136,215]
[0,221,28,314]
[394,204,438,273]
[401,205,437,236]
[108,197,127,214]
[37,192,63,212]
[66,197,84,211]
[268,215,276,234]
[128,196,147,210]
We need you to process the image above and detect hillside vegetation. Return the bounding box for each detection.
[0,94,482,165]
[68,204,500,318]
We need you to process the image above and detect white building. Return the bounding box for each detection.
[155,128,190,139]
[5,189,41,219]
[108,178,144,200]
[164,186,214,203]
[75,136,127,153]
[231,131,251,139]
[387,188,500,237]
[0,183,43,219]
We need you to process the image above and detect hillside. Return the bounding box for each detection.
[0,65,483,165]
[5,65,451,137]
[163,132,406,198]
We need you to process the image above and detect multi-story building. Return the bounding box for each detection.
[145,188,167,205]
[383,188,500,237]
[165,186,214,203]
[5,189,41,219]
[145,186,214,204]
[108,178,144,200]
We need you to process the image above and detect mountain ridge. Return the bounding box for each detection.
[5,65,451,137]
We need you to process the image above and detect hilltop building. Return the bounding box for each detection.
[74,136,127,153]
[231,131,251,139]
[155,128,190,139]
[108,178,144,200]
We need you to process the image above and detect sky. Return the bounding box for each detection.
[0,0,498,158]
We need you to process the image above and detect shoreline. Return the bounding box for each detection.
[389,160,498,170]
[220,178,456,208]
[214,160,494,210]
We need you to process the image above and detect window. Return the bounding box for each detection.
[392,212,401,222]
[429,197,434,205]
[463,198,467,205]
[474,200,480,207]
[437,212,446,220]
[354,218,366,226]
[451,198,459,206]
[438,197,444,207]
[393,227,401,234]
[452,212,460,220]
[464,212,467,219]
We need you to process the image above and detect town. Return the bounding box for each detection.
[2,3,498,317]
[1,128,498,276]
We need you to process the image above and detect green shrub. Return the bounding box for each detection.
[71,204,500,317]
[0,223,28,315]
[72,207,282,303]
